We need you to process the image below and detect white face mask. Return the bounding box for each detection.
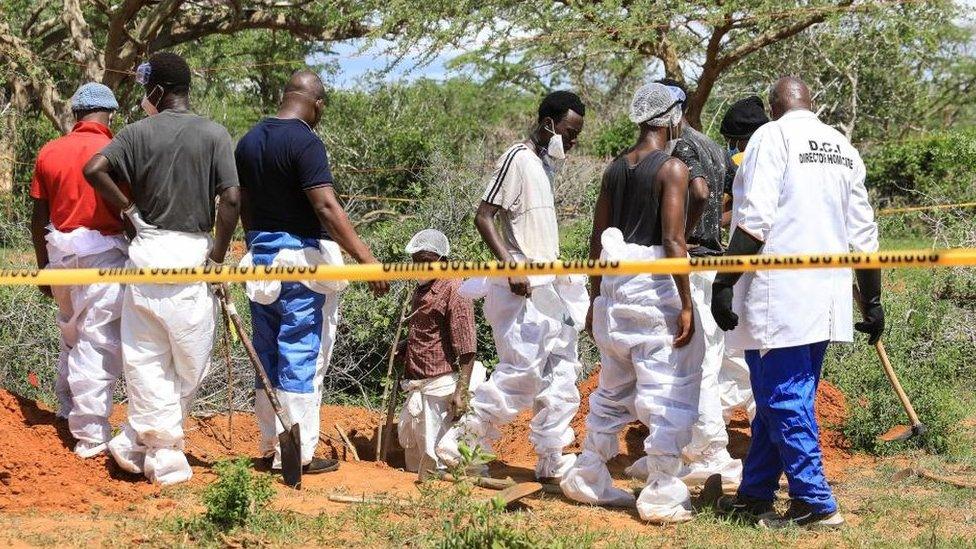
[663,117,681,154]
[545,121,566,160]
[141,85,162,117]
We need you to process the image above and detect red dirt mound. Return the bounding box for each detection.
[183,404,390,466]
[495,368,852,476]
[0,389,156,512]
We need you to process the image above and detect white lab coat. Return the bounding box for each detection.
[727,109,878,351]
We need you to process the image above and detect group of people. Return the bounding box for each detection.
[30,49,884,530]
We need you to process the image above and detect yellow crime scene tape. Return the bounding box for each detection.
[2,248,975,287]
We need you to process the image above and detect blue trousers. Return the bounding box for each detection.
[246,231,330,394]
[250,283,327,394]
[738,341,837,514]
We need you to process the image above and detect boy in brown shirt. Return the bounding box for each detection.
[396,230,479,473]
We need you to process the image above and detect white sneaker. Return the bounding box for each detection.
[74,440,108,459]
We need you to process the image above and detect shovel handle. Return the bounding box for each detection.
[852,286,924,429]
[218,291,297,430]
[872,340,923,427]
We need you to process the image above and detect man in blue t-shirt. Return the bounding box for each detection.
[235,70,388,474]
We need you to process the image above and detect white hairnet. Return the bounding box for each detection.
[405,229,450,258]
[629,83,682,127]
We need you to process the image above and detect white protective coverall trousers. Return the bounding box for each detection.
[46,227,127,457]
[561,228,705,523]
[436,274,588,479]
[108,228,216,485]
[399,362,487,473]
[626,271,742,486]
[719,348,754,422]
[240,234,347,467]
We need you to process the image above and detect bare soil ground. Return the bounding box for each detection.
[1,371,973,547]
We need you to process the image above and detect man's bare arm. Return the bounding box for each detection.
[239,188,252,233]
[474,201,515,263]
[659,158,694,347]
[29,199,52,298]
[475,200,529,297]
[211,187,240,264]
[83,155,130,211]
[686,176,709,238]
[305,186,388,295]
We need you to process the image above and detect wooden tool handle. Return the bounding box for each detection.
[873,340,923,427]
[853,285,924,429]
[219,292,296,430]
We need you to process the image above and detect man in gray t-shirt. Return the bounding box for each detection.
[84,52,240,486]
[100,111,238,232]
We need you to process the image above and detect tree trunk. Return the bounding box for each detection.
[0,91,16,194]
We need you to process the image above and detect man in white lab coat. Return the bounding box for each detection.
[711,77,884,530]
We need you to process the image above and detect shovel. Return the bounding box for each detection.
[218,287,304,488]
[853,287,927,442]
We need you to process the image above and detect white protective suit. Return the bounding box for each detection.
[239,237,347,467]
[682,271,742,484]
[626,271,742,486]
[719,349,754,422]
[46,226,127,458]
[108,227,216,485]
[561,228,705,523]
[398,362,487,473]
[436,274,588,479]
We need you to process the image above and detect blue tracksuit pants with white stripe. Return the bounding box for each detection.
[247,231,339,466]
[738,341,837,514]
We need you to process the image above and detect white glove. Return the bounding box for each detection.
[122,203,156,234]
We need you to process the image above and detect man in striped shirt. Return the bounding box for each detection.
[437,91,589,482]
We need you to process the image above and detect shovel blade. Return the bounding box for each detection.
[878,424,913,442]
[492,482,543,509]
[279,423,303,489]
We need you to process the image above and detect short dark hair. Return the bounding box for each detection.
[147,52,191,94]
[656,78,688,112]
[538,90,585,123]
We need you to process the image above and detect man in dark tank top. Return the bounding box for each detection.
[560,83,706,524]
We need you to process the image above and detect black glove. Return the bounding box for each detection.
[712,281,738,330]
[855,269,884,345]
[710,229,764,331]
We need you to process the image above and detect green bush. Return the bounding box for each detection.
[864,129,976,206]
[588,114,633,159]
[825,267,976,456]
[202,458,276,531]
[437,498,541,549]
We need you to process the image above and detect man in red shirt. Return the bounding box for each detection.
[29,82,128,459]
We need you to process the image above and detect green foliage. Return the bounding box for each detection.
[436,498,541,549]
[319,79,532,201]
[863,129,976,206]
[825,267,976,456]
[201,458,275,531]
[588,115,633,159]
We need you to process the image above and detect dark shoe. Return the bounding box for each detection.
[255,455,274,471]
[759,500,845,530]
[715,494,776,523]
[697,473,725,508]
[303,457,340,475]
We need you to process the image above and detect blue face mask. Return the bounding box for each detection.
[728,144,740,156]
